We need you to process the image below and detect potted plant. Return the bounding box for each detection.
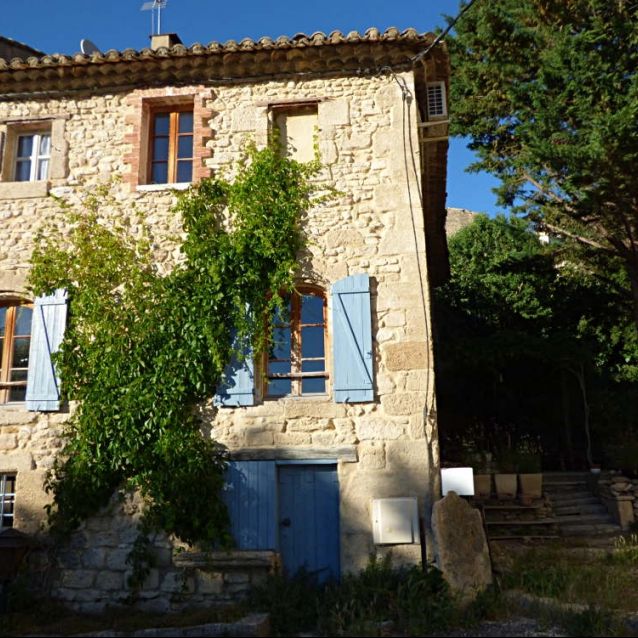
[516,451,543,503]
[494,449,517,500]
[471,452,492,500]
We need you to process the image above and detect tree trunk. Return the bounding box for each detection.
[630,264,638,333]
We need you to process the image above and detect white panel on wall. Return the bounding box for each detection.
[371,497,420,545]
[441,467,475,496]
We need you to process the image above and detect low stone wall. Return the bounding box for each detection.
[44,493,276,614]
[593,472,637,530]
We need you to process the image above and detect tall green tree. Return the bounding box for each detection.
[449,0,638,328]
[436,215,637,469]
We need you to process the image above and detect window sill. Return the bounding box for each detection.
[0,402,27,414]
[266,394,331,402]
[0,181,48,200]
[136,182,191,193]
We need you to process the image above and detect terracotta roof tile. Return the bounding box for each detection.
[2,27,434,71]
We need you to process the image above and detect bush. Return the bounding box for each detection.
[250,555,459,636]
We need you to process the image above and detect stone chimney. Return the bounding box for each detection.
[149,33,182,50]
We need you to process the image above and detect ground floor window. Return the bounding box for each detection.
[1,473,16,527]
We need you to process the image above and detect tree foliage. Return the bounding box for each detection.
[29,144,327,544]
[436,215,638,468]
[449,0,638,327]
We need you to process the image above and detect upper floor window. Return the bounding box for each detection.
[15,132,51,182]
[267,288,327,397]
[0,301,32,404]
[0,473,16,528]
[149,107,193,184]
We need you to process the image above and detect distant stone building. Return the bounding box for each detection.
[446,207,477,238]
[0,28,450,611]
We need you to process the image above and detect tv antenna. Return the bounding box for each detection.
[80,38,101,55]
[140,0,168,36]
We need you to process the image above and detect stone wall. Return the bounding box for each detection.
[593,472,637,530]
[41,492,276,614]
[0,67,439,604]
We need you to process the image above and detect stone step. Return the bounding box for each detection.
[544,481,588,489]
[553,503,607,516]
[547,496,600,507]
[560,523,621,537]
[555,513,614,526]
[543,472,590,482]
[486,518,557,526]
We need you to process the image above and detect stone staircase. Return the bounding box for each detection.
[482,471,623,542]
[543,471,622,539]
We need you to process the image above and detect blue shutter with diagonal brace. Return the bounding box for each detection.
[26,289,68,412]
[331,274,374,403]
[214,335,255,407]
[223,460,277,550]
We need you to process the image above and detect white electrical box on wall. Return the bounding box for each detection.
[371,497,420,545]
[441,467,475,496]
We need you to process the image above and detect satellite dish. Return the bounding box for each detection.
[80,38,101,55]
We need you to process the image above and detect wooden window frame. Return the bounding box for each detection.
[0,300,32,404]
[265,286,329,398]
[14,131,51,182]
[147,104,194,185]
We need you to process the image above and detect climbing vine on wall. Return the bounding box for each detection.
[29,143,329,545]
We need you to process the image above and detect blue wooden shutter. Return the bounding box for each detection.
[223,460,277,550]
[214,336,255,407]
[331,274,374,403]
[26,289,68,412]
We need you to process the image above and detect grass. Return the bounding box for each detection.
[0,592,246,637]
[499,539,638,612]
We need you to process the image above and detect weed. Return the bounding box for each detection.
[248,568,321,636]
[251,555,469,637]
[611,533,638,564]
[560,605,625,637]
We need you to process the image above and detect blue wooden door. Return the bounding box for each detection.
[278,464,340,583]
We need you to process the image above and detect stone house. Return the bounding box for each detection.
[0,28,449,610]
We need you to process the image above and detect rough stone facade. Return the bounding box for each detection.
[0,28,449,610]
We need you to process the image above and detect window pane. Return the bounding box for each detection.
[301,326,324,358]
[9,370,27,402]
[37,158,49,180]
[39,134,51,156]
[151,162,168,184]
[17,135,33,157]
[268,378,291,396]
[14,307,32,336]
[15,160,31,182]
[10,369,27,382]
[179,111,193,133]
[268,361,291,375]
[270,327,291,360]
[302,377,325,394]
[272,301,291,326]
[154,113,170,135]
[177,135,193,159]
[176,160,192,183]
[11,338,30,368]
[301,295,323,324]
[302,360,325,373]
[0,338,3,369]
[0,307,5,337]
[153,136,169,161]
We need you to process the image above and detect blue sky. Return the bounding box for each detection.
[2,0,503,215]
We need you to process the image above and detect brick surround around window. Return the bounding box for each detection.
[123,87,213,189]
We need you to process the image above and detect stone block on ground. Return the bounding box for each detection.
[431,490,492,603]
